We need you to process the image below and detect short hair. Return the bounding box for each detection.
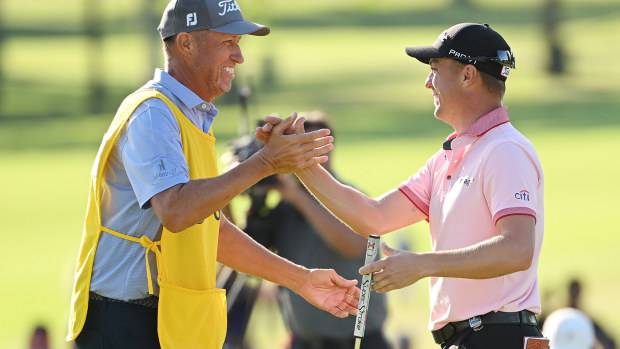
[478,69,506,99]
[162,35,177,58]
[455,61,506,99]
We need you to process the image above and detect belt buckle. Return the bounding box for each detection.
[469,316,484,331]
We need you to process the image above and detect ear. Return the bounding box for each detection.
[462,64,478,87]
[175,32,194,57]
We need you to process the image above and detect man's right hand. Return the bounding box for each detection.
[255,112,333,174]
[254,113,308,143]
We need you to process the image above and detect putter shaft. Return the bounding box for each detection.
[352,235,380,348]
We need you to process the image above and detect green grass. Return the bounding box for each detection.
[1,0,620,348]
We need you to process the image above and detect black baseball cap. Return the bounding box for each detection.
[158,0,270,40]
[405,23,515,82]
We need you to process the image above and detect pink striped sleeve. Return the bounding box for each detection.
[398,185,430,217]
[493,207,536,225]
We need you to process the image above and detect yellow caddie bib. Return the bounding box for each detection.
[67,89,227,348]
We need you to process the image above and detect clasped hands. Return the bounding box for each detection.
[254,112,332,174]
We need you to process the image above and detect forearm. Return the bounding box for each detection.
[152,153,273,232]
[288,190,366,257]
[296,165,385,238]
[292,191,366,257]
[368,215,536,293]
[424,215,535,278]
[423,234,533,279]
[217,218,309,293]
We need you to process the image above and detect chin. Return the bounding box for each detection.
[434,108,443,120]
[220,84,232,93]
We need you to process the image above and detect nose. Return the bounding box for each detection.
[425,72,433,89]
[232,43,244,64]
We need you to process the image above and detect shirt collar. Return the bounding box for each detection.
[461,106,510,137]
[442,107,510,150]
[154,69,215,113]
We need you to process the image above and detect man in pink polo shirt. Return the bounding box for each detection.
[257,22,546,348]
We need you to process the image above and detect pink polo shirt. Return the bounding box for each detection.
[398,107,544,331]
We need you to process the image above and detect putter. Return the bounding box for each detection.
[353,235,380,349]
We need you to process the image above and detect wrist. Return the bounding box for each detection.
[419,252,438,278]
[248,149,275,178]
[288,266,311,294]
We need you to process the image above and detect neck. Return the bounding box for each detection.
[451,90,502,134]
[166,62,215,102]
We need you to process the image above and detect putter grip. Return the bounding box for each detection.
[353,235,380,338]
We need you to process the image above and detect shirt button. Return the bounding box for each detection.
[447,175,452,180]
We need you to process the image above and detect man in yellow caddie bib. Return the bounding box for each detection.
[66,0,360,348]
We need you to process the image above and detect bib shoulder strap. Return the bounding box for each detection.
[90,89,183,202]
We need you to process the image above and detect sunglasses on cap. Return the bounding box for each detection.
[452,50,515,69]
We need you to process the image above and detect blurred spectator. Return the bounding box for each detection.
[567,279,617,349]
[543,307,595,349]
[540,279,617,349]
[543,0,566,74]
[29,325,49,349]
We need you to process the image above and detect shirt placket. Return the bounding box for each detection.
[442,137,476,190]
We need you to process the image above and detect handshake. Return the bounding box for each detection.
[250,112,333,175]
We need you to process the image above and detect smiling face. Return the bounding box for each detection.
[425,58,466,123]
[195,30,244,101]
[174,30,244,102]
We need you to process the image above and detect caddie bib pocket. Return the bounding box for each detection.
[158,283,227,349]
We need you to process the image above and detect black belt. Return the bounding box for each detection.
[89,291,159,309]
[432,310,538,345]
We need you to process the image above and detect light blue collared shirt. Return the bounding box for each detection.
[91,69,218,300]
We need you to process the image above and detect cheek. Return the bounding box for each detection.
[433,77,443,93]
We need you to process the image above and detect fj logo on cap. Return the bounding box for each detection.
[186,12,197,26]
[218,0,240,16]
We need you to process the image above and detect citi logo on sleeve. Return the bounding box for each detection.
[218,0,240,16]
[515,190,530,201]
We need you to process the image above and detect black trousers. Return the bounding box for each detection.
[441,324,543,349]
[75,298,160,349]
[290,330,392,349]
